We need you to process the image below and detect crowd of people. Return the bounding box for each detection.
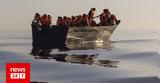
[57,8,120,27]
[32,13,52,27]
[32,8,120,28]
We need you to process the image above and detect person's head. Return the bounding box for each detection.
[43,14,47,18]
[35,13,40,16]
[63,16,67,20]
[82,14,85,17]
[34,13,40,19]
[71,16,75,20]
[92,8,96,11]
[82,14,87,18]
[78,15,82,19]
[48,15,51,19]
[58,16,62,20]
[103,9,109,13]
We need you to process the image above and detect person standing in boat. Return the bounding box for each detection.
[88,8,97,26]
[30,13,41,55]
[88,8,96,19]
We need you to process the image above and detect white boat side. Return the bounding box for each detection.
[67,24,119,41]
[66,24,119,49]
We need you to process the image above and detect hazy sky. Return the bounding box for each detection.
[0,0,159,32]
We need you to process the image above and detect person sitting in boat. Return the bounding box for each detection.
[66,17,70,26]
[40,14,52,26]
[56,16,64,26]
[100,9,120,26]
[70,16,77,27]
[57,16,70,26]
[99,13,106,26]
[81,14,90,26]
[100,9,112,26]
[110,14,121,25]
[40,14,52,34]
[40,14,48,26]
[75,15,83,27]
[63,16,68,25]
[90,19,96,26]
[46,15,52,26]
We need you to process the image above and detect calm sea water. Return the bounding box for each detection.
[0,30,159,83]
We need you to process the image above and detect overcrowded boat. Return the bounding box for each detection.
[30,8,121,55]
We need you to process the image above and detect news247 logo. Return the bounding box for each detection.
[6,63,30,83]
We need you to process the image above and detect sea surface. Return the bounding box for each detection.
[0,29,159,83]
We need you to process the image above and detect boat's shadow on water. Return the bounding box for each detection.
[32,54,119,68]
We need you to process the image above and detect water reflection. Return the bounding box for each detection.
[33,54,119,68]
[67,37,111,50]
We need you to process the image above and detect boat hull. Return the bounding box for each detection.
[67,25,118,49]
[31,24,119,53]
